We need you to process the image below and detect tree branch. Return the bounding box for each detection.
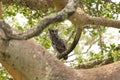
[75,57,114,69]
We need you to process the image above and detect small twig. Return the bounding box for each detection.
[65,28,75,44]
[98,26,104,54]
[66,59,77,63]
[95,1,104,55]
[83,38,99,54]
[68,53,75,57]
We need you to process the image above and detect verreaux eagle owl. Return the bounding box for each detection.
[49,29,68,60]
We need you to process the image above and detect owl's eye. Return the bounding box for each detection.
[50,30,53,32]
[52,30,54,33]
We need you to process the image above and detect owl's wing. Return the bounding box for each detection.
[54,39,67,53]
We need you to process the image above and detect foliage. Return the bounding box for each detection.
[0,66,13,80]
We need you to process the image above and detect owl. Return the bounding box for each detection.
[49,29,68,59]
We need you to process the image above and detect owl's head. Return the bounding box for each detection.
[49,29,58,35]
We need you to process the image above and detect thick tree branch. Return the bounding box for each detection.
[88,16,120,28]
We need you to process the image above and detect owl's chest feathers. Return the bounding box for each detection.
[50,34,62,44]
[50,34,67,53]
